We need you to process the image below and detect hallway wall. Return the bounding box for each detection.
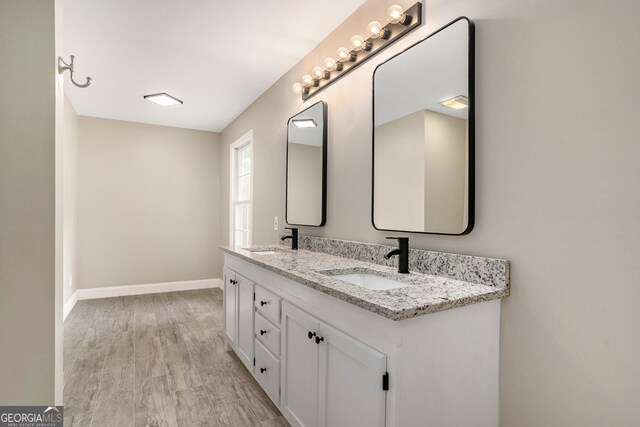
[76,117,222,290]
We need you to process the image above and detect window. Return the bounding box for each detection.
[230,130,253,247]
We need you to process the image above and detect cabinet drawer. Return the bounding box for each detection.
[255,312,280,357]
[255,285,281,324]
[254,340,280,406]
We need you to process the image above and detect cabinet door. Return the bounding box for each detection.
[236,273,255,371]
[317,322,387,427]
[223,267,237,346]
[281,302,320,427]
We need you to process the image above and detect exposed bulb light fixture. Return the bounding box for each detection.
[439,95,469,109]
[336,47,353,63]
[144,92,183,106]
[291,2,422,100]
[312,66,326,80]
[292,119,317,128]
[367,21,389,39]
[292,82,305,95]
[323,57,338,72]
[350,35,371,51]
[386,5,407,25]
[301,74,314,87]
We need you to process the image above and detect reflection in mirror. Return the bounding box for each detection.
[373,17,474,235]
[286,101,327,226]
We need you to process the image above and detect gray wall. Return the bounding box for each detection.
[423,110,467,233]
[287,143,323,225]
[0,0,56,404]
[374,110,426,230]
[219,0,640,425]
[77,117,222,289]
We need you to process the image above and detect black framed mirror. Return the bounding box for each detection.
[286,101,327,226]
[372,17,474,235]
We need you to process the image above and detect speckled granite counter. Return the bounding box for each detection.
[221,238,509,321]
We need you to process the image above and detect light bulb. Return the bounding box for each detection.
[336,47,351,62]
[301,74,314,87]
[386,4,405,24]
[292,82,304,95]
[350,35,365,51]
[367,21,384,38]
[323,57,337,72]
[312,66,325,80]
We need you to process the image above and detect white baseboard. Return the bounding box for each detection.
[63,278,221,320]
[63,291,78,321]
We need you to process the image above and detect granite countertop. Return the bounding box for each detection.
[221,244,509,321]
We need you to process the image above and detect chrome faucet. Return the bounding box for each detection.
[280,227,298,250]
[384,237,409,274]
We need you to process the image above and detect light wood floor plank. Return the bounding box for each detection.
[63,288,286,426]
[91,365,135,427]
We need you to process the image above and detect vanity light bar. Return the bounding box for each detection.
[439,95,469,109]
[292,2,423,101]
[292,119,317,128]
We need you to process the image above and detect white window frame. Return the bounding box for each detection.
[230,130,254,247]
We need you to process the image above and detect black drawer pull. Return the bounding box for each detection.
[260,300,268,306]
[315,336,324,344]
[260,329,267,335]
[308,331,316,339]
[260,367,267,373]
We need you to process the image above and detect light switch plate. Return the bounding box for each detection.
[274,217,279,231]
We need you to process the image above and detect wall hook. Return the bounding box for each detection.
[58,55,92,88]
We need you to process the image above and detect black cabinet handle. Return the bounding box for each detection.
[260,367,267,373]
[315,336,324,344]
[308,331,316,339]
[260,329,267,335]
[230,279,237,285]
[260,301,267,306]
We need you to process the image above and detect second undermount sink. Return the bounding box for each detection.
[242,246,285,255]
[320,269,409,291]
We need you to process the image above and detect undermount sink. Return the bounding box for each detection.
[320,270,409,291]
[242,246,285,255]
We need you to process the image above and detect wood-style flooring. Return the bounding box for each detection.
[63,288,289,426]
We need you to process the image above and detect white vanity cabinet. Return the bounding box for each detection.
[253,284,283,405]
[223,267,237,346]
[223,253,501,427]
[282,302,387,427]
[223,266,255,371]
[281,302,320,426]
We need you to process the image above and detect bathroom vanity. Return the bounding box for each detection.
[221,236,509,427]
[222,16,502,426]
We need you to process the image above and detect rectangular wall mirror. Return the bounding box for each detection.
[372,17,474,235]
[286,101,327,226]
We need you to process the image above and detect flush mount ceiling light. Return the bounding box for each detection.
[291,3,423,101]
[144,92,183,107]
[292,119,317,128]
[439,95,469,109]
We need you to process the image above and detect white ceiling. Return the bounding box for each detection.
[63,0,366,132]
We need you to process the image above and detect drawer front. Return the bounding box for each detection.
[255,312,281,357]
[255,285,281,324]
[254,340,280,406]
